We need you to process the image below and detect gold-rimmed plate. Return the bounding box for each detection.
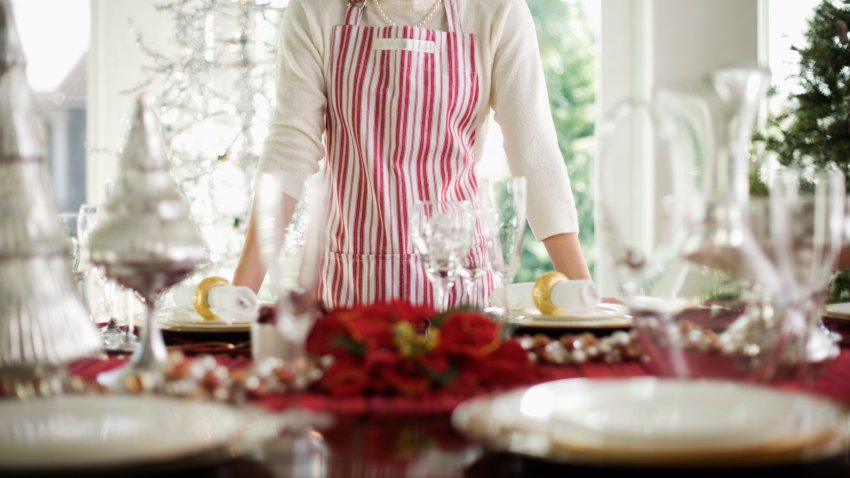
[452,377,850,467]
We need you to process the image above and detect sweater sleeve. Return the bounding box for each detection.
[489,0,579,240]
[256,0,327,200]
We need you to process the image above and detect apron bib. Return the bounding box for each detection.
[319,0,491,308]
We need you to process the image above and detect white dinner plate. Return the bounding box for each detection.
[0,395,282,471]
[452,377,850,467]
[506,303,632,329]
[157,307,253,333]
[824,302,850,320]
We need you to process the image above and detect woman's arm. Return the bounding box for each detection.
[232,194,299,292]
[489,0,589,276]
[233,0,326,290]
[543,232,591,280]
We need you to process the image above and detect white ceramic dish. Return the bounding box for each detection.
[824,302,850,320]
[157,307,253,333]
[452,377,850,467]
[506,303,632,329]
[0,395,281,471]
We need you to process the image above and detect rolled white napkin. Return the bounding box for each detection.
[491,279,600,313]
[172,284,259,323]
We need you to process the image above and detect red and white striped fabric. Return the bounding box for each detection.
[319,0,492,309]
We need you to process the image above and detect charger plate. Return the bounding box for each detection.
[452,377,850,467]
[0,395,282,472]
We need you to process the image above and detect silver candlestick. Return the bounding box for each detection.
[90,95,208,390]
[0,0,101,393]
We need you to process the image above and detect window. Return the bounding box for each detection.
[12,0,89,215]
[765,0,821,109]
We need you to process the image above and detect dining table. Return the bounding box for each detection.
[13,315,850,478]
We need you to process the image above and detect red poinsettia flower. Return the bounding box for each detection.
[319,355,370,396]
[467,340,536,386]
[306,302,538,397]
[436,311,502,358]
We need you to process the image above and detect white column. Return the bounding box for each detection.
[50,108,70,208]
[87,0,175,203]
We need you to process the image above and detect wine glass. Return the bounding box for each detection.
[461,208,499,309]
[479,177,527,317]
[766,166,845,367]
[79,203,134,351]
[76,205,106,324]
[57,213,84,284]
[255,172,328,383]
[410,201,474,311]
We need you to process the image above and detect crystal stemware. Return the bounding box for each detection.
[766,166,845,366]
[57,213,84,284]
[479,177,527,318]
[411,201,474,311]
[76,205,103,323]
[596,96,790,382]
[255,172,328,387]
[79,204,133,351]
[462,208,499,309]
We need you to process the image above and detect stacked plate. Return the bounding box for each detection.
[156,307,255,333]
[452,378,850,467]
[506,303,633,330]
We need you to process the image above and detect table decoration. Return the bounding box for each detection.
[305,301,540,397]
[0,0,101,393]
[88,94,208,390]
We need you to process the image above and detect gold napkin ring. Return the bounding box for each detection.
[533,271,568,315]
[194,276,230,321]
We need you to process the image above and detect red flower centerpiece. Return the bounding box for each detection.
[305,302,538,397]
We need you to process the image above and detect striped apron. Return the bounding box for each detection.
[319,0,491,309]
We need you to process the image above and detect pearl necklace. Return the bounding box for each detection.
[372,0,443,28]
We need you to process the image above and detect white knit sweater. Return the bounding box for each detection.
[258,0,579,239]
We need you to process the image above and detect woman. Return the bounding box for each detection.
[233,0,591,308]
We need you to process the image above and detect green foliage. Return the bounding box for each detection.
[757,0,850,302]
[760,0,850,175]
[517,0,597,282]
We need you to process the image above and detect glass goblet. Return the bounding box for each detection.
[57,213,85,284]
[255,172,328,386]
[478,177,527,318]
[462,208,500,309]
[768,166,845,367]
[411,201,474,311]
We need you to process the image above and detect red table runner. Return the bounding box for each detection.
[68,346,850,416]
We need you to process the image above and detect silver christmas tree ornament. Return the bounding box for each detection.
[90,94,209,389]
[0,0,101,392]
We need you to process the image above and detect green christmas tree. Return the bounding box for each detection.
[760,0,850,301]
[762,0,850,174]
